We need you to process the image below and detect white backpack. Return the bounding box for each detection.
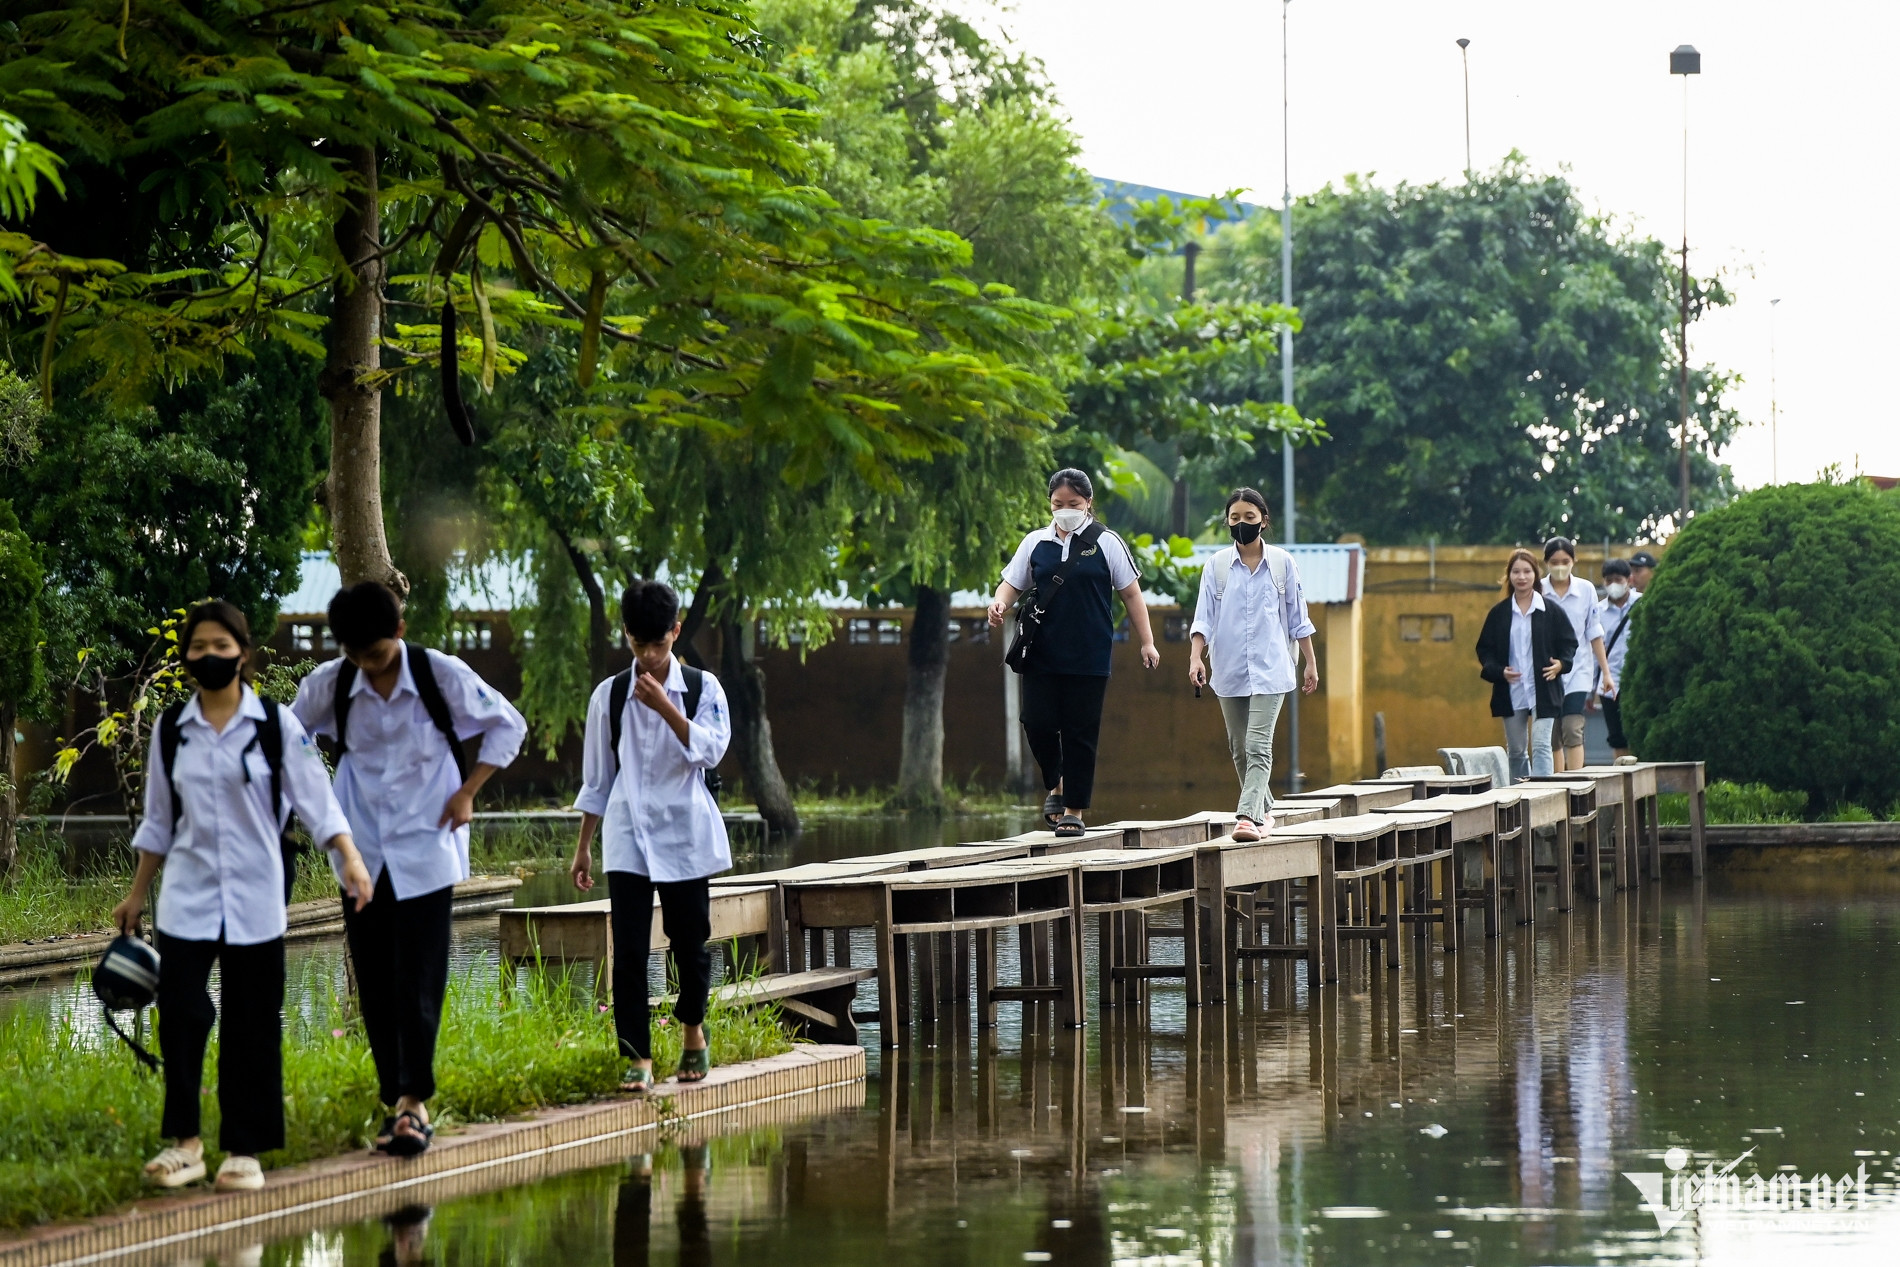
[1206,544,1301,666]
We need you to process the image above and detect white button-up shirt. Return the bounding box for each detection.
[1188,547,1317,698]
[574,659,732,882]
[293,644,527,900]
[1540,577,1604,697]
[1595,590,1641,694]
[1508,592,1546,714]
[1000,520,1141,591]
[131,688,352,945]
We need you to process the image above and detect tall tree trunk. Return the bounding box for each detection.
[889,585,948,811]
[718,615,800,838]
[675,561,721,671]
[321,144,405,592]
[556,530,610,685]
[0,702,16,876]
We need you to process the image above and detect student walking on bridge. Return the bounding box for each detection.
[989,469,1159,837]
[1477,550,1578,781]
[1186,488,1318,841]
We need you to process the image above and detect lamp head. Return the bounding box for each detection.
[1457,37,1470,49]
[1670,44,1701,75]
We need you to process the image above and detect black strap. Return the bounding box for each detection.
[160,702,187,829]
[1604,604,1632,655]
[332,645,469,781]
[104,1011,161,1073]
[606,663,718,797]
[167,697,299,903]
[1031,520,1106,608]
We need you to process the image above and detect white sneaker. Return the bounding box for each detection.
[143,1144,206,1188]
[214,1155,265,1191]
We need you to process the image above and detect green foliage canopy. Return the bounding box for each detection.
[1203,156,1740,543]
[1623,481,1900,811]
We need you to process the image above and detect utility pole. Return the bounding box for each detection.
[1281,0,1302,791]
[1671,45,1700,525]
[1174,241,1202,537]
[1770,297,1781,484]
[1457,38,1472,179]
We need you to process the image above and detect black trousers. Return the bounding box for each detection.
[342,870,455,1104]
[1020,672,1110,811]
[1602,695,1629,749]
[156,931,286,1155]
[608,872,712,1062]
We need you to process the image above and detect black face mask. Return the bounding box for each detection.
[185,653,243,691]
[1229,521,1263,546]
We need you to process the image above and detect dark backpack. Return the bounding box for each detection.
[331,642,471,782]
[607,664,722,800]
[159,696,300,904]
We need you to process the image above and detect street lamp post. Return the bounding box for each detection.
[1457,38,1472,179]
[1280,0,1302,791]
[1671,43,1700,525]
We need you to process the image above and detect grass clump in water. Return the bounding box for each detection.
[0,954,791,1230]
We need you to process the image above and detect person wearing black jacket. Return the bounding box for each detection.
[1475,549,1579,782]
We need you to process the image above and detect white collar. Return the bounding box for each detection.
[347,641,413,699]
[180,684,267,728]
[1512,591,1546,614]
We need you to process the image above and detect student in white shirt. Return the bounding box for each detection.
[570,580,731,1093]
[1475,551,1578,781]
[1592,558,1641,758]
[113,601,372,1192]
[293,582,528,1156]
[1186,489,1318,841]
[1538,537,1615,771]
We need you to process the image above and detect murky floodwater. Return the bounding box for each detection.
[168,876,1900,1266]
[16,808,1900,1264]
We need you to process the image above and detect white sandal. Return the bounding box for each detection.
[1231,818,1261,842]
[143,1145,206,1188]
[214,1155,265,1192]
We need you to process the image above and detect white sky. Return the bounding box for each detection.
[984,0,1900,488]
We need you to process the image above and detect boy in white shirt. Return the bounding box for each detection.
[293,582,528,1156]
[570,579,732,1092]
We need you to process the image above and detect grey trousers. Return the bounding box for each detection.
[1218,692,1285,823]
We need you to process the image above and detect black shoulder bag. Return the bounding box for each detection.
[1004,521,1106,674]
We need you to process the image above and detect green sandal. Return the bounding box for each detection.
[620,1065,654,1094]
[677,1045,711,1083]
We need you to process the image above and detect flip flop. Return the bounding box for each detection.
[143,1145,206,1188]
[1053,814,1086,838]
[384,1111,434,1158]
[1041,790,1064,828]
[677,1045,711,1083]
[373,1114,397,1152]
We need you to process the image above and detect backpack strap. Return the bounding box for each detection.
[245,699,297,905]
[1263,543,1293,595]
[406,644,471,782]
[159,702,188,829]
[1208,546,1236,602]
[607,668,634,777]
[681,664,704,722]
[331,659,359,761]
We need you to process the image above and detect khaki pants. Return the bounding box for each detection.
[1217,692,1285,824]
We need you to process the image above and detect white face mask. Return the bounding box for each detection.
[1606,582,1630,601]
[1052,507,1089,533]
[1546,563,1572,583]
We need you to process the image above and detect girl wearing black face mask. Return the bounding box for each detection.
[1187,489,1318,841]
[113,601,371,1193]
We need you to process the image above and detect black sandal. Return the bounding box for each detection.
[372,1115,397,1152]
[385,1111,434,1158]
[1053,814,1086,838]
[1041,790,1064,828]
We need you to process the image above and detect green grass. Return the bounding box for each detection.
[1656,780,1900,826]
[786,776,1025,816]
[0,956,792,1230]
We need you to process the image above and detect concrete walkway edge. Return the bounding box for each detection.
[0,1044,866,1267]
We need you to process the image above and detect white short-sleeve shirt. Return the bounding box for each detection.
[1540,577,1604,697]
[1000,520,1140,592]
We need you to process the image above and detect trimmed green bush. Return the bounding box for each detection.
[1625,482,1900,812]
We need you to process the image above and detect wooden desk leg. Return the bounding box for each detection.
[1320,853,1341,984]
[1622,790,1640,883]
[918,932,939,1023]
[1182,893,1204,1007]
[1097,913,1115,1011]
[1581,817,1603,902]
[1382,865,1401,969]
[1646,794,1662,880]
[875,904,901,1048]
[1125,910,1145,1006]
[1610,806,1628,891]
[1482,834,1500,938]
[892,932,913,1035]
[1195,853,1228,1005]
[785,893,809,974]
[1055,914,1084,1029]
[1556,819,1575,912]
[1517,829,1535,926]
[975,929,998,1029]
[1441,852,1460,953]
[1690,780,1707,878]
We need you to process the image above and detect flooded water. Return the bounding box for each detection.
[187,877,1900,1266]
[16,809,1900,1263]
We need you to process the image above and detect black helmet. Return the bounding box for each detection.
[93,935,162,1072]
[94,934,161,1011]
